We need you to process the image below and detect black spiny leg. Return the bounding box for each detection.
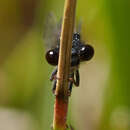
[50,68,57,81]
[50,68,57,94]
[74,69,80,87]
[68,73,74,96]
[52,80,57,94]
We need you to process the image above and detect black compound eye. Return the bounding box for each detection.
[79,44,94,61]
[45,49,59,66]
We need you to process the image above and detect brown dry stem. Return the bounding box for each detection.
[52,0,77,130]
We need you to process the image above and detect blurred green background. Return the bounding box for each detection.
[0,0,129,130]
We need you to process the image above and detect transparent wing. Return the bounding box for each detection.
[43,13,61,50]
[75,20,82,33]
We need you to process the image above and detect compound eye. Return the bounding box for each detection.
[45,49,59,66]
[80,44,94,61]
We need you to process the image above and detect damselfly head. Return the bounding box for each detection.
[43,14,94,66]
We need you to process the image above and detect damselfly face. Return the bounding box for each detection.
[43,14,94,67]
[45,32,94,66]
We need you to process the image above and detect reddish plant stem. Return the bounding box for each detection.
[52,0,77,130]
[53,96,68,130]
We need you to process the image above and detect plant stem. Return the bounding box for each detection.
[52,0,77,130]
